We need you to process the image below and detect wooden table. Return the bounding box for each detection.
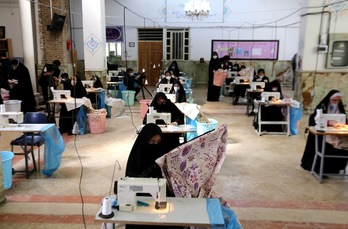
[308,127,348,183]
[95,196,224,227]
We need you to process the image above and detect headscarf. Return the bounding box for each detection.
[92,75,103,88]
[142,92,185,125]
[70,76,87,98]
[168,60,180,77]
[309,89,346,126]
[264,79,283,99]
[125,123,164,177]
[169,79,186,103]
[209,52,221,73]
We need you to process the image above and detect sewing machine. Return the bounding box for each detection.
[81,80,94,88]
[165,93,176,103]
[250,82,265,90]
[315,112,346,131]
[0,112,24,128]
[158,84,172,93]
[233,76,250,84]
[147,112,171,125]
[117,177,167,212]
[52,90,71,100]
[260,92,281,102]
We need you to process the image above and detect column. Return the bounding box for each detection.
[19,0,37,92]
[82,0,107,82]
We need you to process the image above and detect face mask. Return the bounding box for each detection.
[129,73,134,76]
[213,55,217,59]
[171,66,175,69]
[71,80,76,86]
[166,76,171,81]
[330,103,338,111]
[174,86,179,92]
[272,87,278,91]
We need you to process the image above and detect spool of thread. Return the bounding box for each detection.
[99,197,114,219]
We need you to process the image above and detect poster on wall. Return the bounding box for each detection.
[166,0,224,23]
[106,26,123,42]
[212,40,279,60]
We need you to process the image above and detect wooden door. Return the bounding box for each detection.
[138,41,163,86]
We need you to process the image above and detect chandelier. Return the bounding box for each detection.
[184,0,211,21]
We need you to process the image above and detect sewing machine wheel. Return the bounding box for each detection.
[155,201,167,210]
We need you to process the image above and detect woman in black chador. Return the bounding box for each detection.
[301,90,348,174]
[207,52,229,101]
[58,75,87,134]
[169,79,186,103]
[125,123,182,229]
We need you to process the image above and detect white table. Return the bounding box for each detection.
[0,124,55,178]
[309,127,348,183]
[95,197,224,227]
[255,100,291,136]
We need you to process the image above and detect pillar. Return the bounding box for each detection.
[19,0,37,92]
[82,0,107,82]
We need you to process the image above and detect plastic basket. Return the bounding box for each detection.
[1,151,14,190]
[4,100,22,112]
[196,118,218,136]
[122,90,135,106]
[140,99,152,118]
[87,109,107,134]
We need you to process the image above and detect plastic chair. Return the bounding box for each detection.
[11,112,47,178]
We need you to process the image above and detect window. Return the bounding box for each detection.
[105,43,122,57]
[166,29,189,60]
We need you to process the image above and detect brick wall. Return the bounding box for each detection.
[37,0,71,65]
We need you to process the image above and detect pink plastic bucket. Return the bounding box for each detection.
[140,99,152,118]
[88,110,107,134]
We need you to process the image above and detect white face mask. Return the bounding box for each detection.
[129,73,134,77]
[71,80,76,86]
[174,86,179,92]
[213,55,217,59]
[272,87,278,91]
[166,76,171,81]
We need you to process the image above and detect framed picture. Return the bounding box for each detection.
[0,26,5,39]
[129,42,135,47]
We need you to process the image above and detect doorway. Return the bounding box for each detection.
[138,41,163,86]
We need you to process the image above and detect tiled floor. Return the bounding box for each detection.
[0,86,347,228]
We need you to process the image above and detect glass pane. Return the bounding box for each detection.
[116,43,122,56]
[331,41,348,66]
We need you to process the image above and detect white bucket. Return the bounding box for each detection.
[4,100,22,112]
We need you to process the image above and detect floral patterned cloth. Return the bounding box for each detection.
[156,124,228,198]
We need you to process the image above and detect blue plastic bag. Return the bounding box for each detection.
[77,105,88,135]
[290,104,303,135]
[212,205,243,229]
[41,124,65,176]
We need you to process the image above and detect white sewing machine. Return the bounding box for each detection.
[165,93,176,103]
[260,92,280,102]
[233,76,250,84]
[0,112,24,128]
[81,80,94,88]
[117,177,167,212]
[250,82,265,90]
[52,90,71,100]
[158,84,172,93]
[315,112,346,131]
[147,112,171,125]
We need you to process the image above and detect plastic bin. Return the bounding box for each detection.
[4,100,22,112]
[140,99,152,118]
[196,118,218,136]
[87,109,107,134]
[122,90,135,106]
[1,151,14,190]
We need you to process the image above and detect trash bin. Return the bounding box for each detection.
[1,151,14,190]
[140,100,152,118]
[4,100,22,112]
[196,118,218,136]
[121,90,135,106]
[87,109,107,134]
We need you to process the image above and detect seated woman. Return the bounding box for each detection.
[125,123,181,229]
[157,70,175,90]
[143,92,185,150]
[87,75,103,105]
[301,90,348,174]
[168,79,186,103]
[255,79,284,132]
[59,75,87,134]
[249,68,270,115]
